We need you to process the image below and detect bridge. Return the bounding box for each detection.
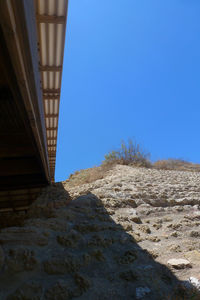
[0,0,68,212]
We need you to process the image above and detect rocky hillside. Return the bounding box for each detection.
[1,165,200,299]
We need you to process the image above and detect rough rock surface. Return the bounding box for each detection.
[1,165,200,299]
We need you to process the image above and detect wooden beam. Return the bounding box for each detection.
[46,127,57,130]
[45,114,58,117]
[40,65,62,72]
[47,137,57,140]
[43,95,60,100]
[37,15,66,24]
[43,89,60,94]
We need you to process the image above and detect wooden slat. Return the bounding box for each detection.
[37,15,66,24]
[40,65,62,72]
[45,113,58,117]
[46,127,57,130]
[43,95,59,100]
[43,89,60,94]
[47,137,57,140]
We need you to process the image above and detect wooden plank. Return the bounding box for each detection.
[40,65,62,72]
[37,15,66,24]
[45,114,58,117]
[47,137,57,140]
[43,89,60,94]
[46,127,57,130]
[43,95,59,100]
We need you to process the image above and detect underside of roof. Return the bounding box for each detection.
[0,0,68,212]
[35,0,68,180]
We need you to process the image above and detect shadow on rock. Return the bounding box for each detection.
[0,183,199,300]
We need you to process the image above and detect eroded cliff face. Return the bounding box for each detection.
[0,165,200,299]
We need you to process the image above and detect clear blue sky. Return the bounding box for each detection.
[55,0,200,181]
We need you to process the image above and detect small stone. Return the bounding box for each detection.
[137,225,151,234]
[148,249,159,258]
[167,258,192,269]
[147,236,160,242]
[122,222,132,231]
[170,231,178,237]
[189,231,200,238]
[168,244,181,252]
[153,223,162,230]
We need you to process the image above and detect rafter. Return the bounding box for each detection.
[37,15,66,24]
[40,65,62,72]
[43,89,60,94]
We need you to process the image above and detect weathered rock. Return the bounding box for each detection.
[57,230,83,248]
[117,250,137,264]
[44,280,73,300]
[7,280,44,300]
[2,164,200,299]
[167,258,192,269]
[74,273,91,292]
[136,287,151,299]
[189,230,200,238]
[137,224,151,234]
[70,193,101,208]
[0,227,48,246]
[43,256,81,274]
[119,270,138,281]
[5,247,38,272]
[184,250,200,266]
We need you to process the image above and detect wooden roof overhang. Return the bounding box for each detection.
[35,0,68,181]
[0,1,68,212]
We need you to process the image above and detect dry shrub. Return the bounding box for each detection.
[103,139,151,168]
[64,163,114,187]
[154,159,200,172]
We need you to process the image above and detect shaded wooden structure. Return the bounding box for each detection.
[0,0,68,212]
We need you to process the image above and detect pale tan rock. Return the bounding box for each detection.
[167,258,192,269]
[137,224,151,234]
[184,250,200,266]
